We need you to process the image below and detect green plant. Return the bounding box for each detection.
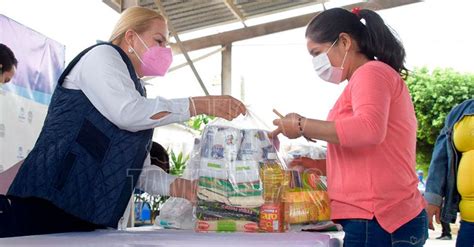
[406,67,474,173]
[187,114,215,133]
[169,149,190,177]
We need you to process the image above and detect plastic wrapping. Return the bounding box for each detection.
[154,138,201,229]
[158,113,332,233]
[283,145,331,228]
[194,112,289,233]
[283,172,330,225]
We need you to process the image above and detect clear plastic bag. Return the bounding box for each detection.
[154,138,201,229]
[194,112,289,233]
[157,111,333,232]
[282,170,331,225]
[282,144,332,229]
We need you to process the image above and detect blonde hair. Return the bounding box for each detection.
[109,6,166,45]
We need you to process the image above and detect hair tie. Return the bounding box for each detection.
[351,7,361,18]
[351,7,366,25]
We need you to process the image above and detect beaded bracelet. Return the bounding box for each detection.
[298,117,317,143]
[298,117,304,137]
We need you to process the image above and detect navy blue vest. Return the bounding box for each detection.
[8,43,153,228]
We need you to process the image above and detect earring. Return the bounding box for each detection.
[128,47,133,53]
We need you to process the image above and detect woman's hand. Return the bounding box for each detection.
[271,114,337,143]
[190,96,246,120]
[169,178,198,204]
[270,113,303,139]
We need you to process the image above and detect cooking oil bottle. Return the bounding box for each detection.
[259,152,288,232]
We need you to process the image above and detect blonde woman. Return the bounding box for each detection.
[1,7,246,237]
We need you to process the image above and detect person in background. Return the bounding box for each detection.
[425,99,473,246]
[0,43,19,198]
[0,43,17,84]
[422,166,451,240]
[149,142,170,173]
[436,220,452,240]
[417,170,425,186]
[417,170,426,195]
[0,6,246,238]
[271,8,427,246]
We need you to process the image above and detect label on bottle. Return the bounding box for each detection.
[259,203,283,232]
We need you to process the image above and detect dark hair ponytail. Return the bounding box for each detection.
[305,8,408,79]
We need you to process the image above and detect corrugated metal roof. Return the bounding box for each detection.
[236,0,316,17]
[127,0,324,34]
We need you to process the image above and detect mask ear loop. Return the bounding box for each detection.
[134,32,150,51]
[126,32,146,65]
[326,38,347,69]
[340,50,348,70]
[326,38,339,53]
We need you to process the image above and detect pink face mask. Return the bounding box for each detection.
[131,33,173,77]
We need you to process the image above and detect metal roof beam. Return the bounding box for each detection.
[103,0,138,13]
[168,46,226,73]
[102,0,122,13]
[224,0,247,27]
[170,10,315,54]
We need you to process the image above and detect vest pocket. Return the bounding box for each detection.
[76,119,110,163]
[54,152,77,190]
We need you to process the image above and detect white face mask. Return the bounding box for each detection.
[312,39,348,84]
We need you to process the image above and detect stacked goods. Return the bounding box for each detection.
[195,201,260,232]
[196,201,260,222]
[197,176,264,208]
[194,121,331,233]
[196,126,276,233]
[281,144,331,226]
[283,169,330,225]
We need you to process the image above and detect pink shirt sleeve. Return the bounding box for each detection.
[335,64,394,147]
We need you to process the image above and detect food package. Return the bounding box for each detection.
[157,113,333,232]
[283,169,331,225]
[196,220,259,233]
[194,113,288,233]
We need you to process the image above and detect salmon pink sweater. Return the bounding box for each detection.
[327,61,425,233]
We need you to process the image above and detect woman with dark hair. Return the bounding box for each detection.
[0,43,18,84]
[271,8,427,246]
